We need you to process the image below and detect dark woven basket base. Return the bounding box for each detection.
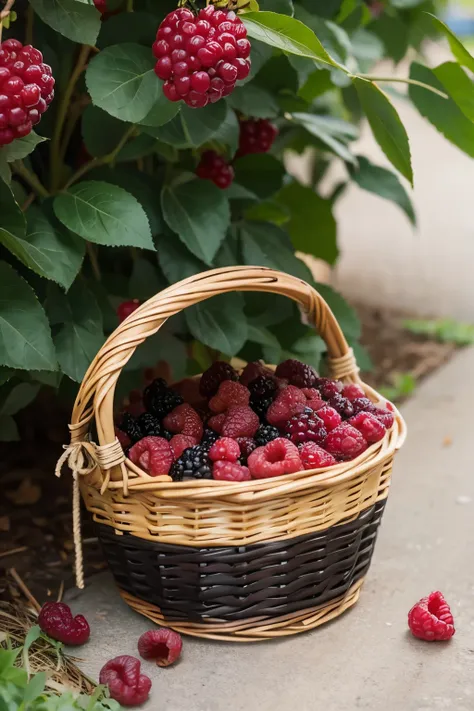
[96,499,386,624]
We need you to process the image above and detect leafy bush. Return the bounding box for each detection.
[1,0,473,434]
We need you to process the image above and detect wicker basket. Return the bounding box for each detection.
[58,266,406,642]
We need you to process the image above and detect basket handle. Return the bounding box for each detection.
[71,266,359,451]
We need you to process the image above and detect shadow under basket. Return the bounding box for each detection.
[60,266,406,642]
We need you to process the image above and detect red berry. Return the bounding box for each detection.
[283,409,327,446]
[315,405,341,431]
[115,426,131,450]
[93,0,107,13]
[199,360,238,397]
[371,406,395,429]
[266,386,306,426]
[238,118,278,157]
[348,411,386,443]
[315,377,343,399]
[38,602,90,645]
[117,299,140,323]
[128,436,174,476]
[235,436,257,460]
[342,383,365,400]
[248,438,302,479]
[221,405,259,438]
[239,361,275,386]
[328,393,354,418]
[209,380,250,413]
[299,442,337,470]
[196,149,234,189]
[138,628,182,667]
[350,397,374,414]
[99,656,152,706]
[408,591,455,641]
[213,459,251,481]
[163,403,203,440]
[275,359,317,388]
[154,6,251,108]
[300,387,325,412]
[207,412,226,434]
[170,433,199,459]
[324,423,367,461]
[209,436,240,462]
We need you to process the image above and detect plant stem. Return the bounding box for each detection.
[126,0,134,9]
[86,242,101,281]
[12,161,49,197]
[0,0,16,44]
[24,4,33,45]
[50,44,91,191]
[21,192,36,211]
[356,74,448,99]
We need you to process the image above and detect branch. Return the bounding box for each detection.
[356,74,448,99]
[0,0,16,44]
[64,125,136,189]
[12,161,49,198]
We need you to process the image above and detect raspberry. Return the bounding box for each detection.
[169,444,212,481]
[209,436,240,462]
[172,377,206,410]
[163,403,203,440]
[315,405,341,431]
[0,40,54,146]
[213,460,251,481]
[301,387,325,412]
[154,6,251,108]
[143,378,183,419]
[275,359,317,388]
[248,438,302,479]
[283,408,327,446]
[315,377,343,399]
[138,628,182,667]
[117,413,142,443]
[299,442,337,470]
[349,411,386,443]
[254,424,280,446]
[129,436,173,476]
[196,150,234,189]
[239,361,274,386]
[199,360,238,397]
[115,426,131,450]
[324,423,367,461]
[201,427,220,450]
[328,393,355,418]
[207,412,226,434]
[266,385,306,426]
[93,0,107,13]
[235,436,256,461]
[238,117,278,157]
[371,406,395,429]
[170,433,198,459]
[408,591,455,641]
[38,602,90,645]
[221,405,259,438]
[342,383,366,400]
[350,397,374,414]
[117,299,140,323]
[99,656,151,707]
[209,380,250,413]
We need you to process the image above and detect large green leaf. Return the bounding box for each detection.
[315,282,361,341]
[233,154,285,199]
[186,293,247,357]
[29,0,100,45]
[353,77,413,184]
[47,281,104,382]
[157,234,206,283]
[351,156,416,226]
[0,176,26,253]
[240,221,314,281]
[242,11,341,69]
[98,11,158,48]
[291,112,358,164]
[129,258,166,301]
[434,62,474,123]
[148,102,227,147]
[161,180,229,265]
[0,383,40,416]
[276,182,338,264]
[372,12,408,64]
[1,132,47,163]
[54,180,154,249]
[0,262,57,371]
[81,105,125,158]
[427,13,474,72]
[86,43,161,123]
[139,90,181,128]
[259,0,294,15]
[409,62,474,159]
[227,84,279,119]
[212,105,240,157]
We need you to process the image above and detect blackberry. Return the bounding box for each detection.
[250,395,273,421]
[201,428,220,451]
[254,424,280,447]
[236,436,257,463]
[169,445,212,481]
[248,375,277,401]
[117,413,142,443]
[199,361,238,398]
[137,413,163,437]
[143,378,183,419]
[328,393,355,419]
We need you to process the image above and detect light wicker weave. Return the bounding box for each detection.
[59,266,406,641]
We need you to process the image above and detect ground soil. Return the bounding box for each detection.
[0,304,458,607]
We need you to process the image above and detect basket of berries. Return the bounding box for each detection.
[60,266,406,642]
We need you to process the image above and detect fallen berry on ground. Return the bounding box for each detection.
[324,423,368,461]
[128,436,173,476]
[299,442,337,470]
[213,459,251,481]
[248,437,302,479]
[138,628,183,667]
[209,436,240,462]
[38,602,90,645]
[408,591,455,641]
[99,655,151,706]
[200,360,238,397]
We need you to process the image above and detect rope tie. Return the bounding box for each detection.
[327,348,359,380]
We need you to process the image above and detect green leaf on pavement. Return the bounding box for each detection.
[161,180,230,265]
[1,132,47,163]
[353,77,413,184]
[29,0,100,45]
[240,221,314,281]
[351,156,416,226]
[186,293,247,357]
[426,13,474,73]
[148,102,227,147]
[54,180,153,249]
[276,182,338,264]
[86,43,161,123]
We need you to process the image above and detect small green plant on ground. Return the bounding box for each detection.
[404,318,474,345]
[1,0,474,433]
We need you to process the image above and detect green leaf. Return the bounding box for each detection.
[129,258,166,301]
[227,84,279,119]
[434,62,474,123]
[0,175,27,254]
[1,132,47,163]
[258,0,294,15]
[126,330,187,380]
[245,199,290,225]
[372,12,408,64]
[276,182,338,264]
[161,180,230,265]
[47,281,104,382]
[186,293,248,357]
[291,112,358,164]
[315,281,360,341]
[138,90,181,128]
[351,156,416,226]
[0,383,40,416]
[0,154,11,184]
[247,323,282,351]
[81,105,125,158]
[149,102,227,147]
[353,77,413,184]
[298,69,333,101]
[54,180,153,249]
[409,62,474,159]
[0,261,57,371]
[29,0,100,45]
[403,317,474,345]
[86,43,161,123]
[98,11,158,48]
[212,105,240,157]
[242,11,341,68]
[23,625,42,655]
[0,415,19,441]
[233,153,285,199]
[23,672,46,704]
[240,221,314,281]
[157,234,206,283]
[427,13,474,72]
